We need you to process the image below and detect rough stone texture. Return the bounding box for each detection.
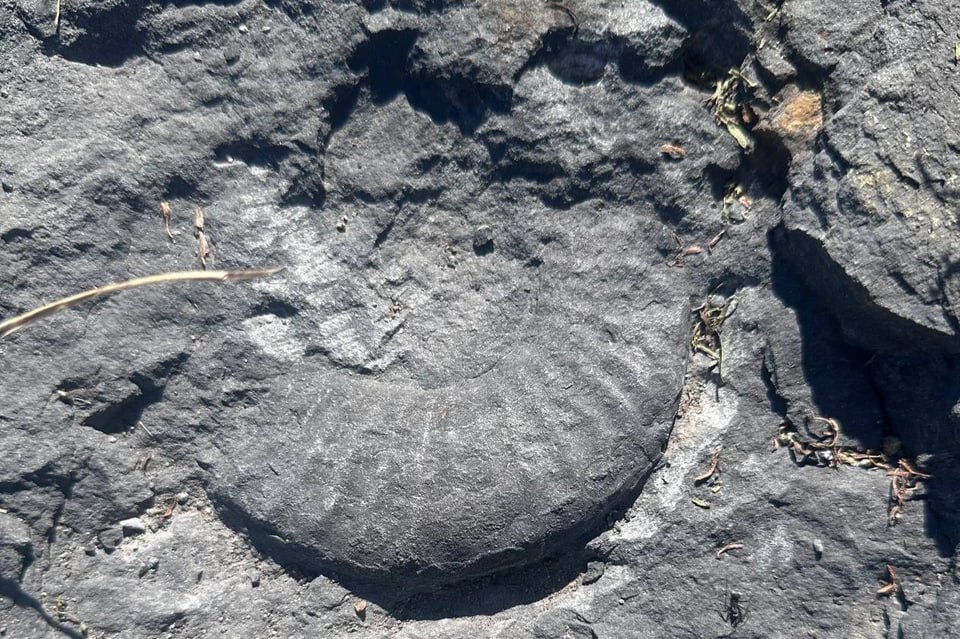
[2,0,960,637]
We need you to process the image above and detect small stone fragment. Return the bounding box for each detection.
[15,0,59,39]
[119,517,147,536]
[472,224,494,253]
[98,527,123,552]
[224,46,241,64]
[581,560,605,585]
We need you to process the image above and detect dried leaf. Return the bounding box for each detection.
[198,233,212,269]
[694,451,721,483]
[659,143,687,159]
[724,121,754,150]
[160,201,174,241]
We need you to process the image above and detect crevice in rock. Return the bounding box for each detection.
[53,0,149,67]
[771,225,959,354]
[701,163,737,201]
[213,140,292,171]
[1,227,35,243]
[44,472,77,545]
[750,128,792,200]
[347,27,511,135]
[760,346,789,418]
[770,227,888,446]
[81,353,189,435]
[771,223,960,549]
[322,82,363,141]
[349,28,419,104]
[653,0,751,88]
[541,37,610,86]
[252,294,299,319]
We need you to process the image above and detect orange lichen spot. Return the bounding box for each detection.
[775,91,823,141]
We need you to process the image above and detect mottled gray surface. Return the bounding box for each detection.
[2,0,960,637]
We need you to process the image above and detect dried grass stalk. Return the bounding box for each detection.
[0,268,282,340]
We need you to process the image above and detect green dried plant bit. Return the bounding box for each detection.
[725,121,754,150]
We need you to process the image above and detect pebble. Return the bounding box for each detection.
[238,24,249,34]
[120,517,147,536]
[582,560,605,585]
[224,46,241,64]
[472,224,494,252]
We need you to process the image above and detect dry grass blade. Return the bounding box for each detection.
[0,268,282,341]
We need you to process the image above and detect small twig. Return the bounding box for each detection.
[694,450,722,483]
[716,542,744,559]
[137,420,155,438]
[877,564,902,597]
[708,229,726,251]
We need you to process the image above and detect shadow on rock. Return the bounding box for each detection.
[771,225,960,555]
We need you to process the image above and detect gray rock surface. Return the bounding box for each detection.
[2,0,960,637]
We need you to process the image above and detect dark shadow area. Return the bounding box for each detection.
[205,454,665,618]
[618,46,682,85]
[702,163,737,201]
[770,226,892,448]
[650,0,751,88]
[771,226,960,354]
[163,174,201,203]
[53,0,148,67]
[349,29,419,104]
[543,39,609,85]
[770,224,960,555]
[1,227,35,243]
[323,82,363,138]
[405,76,512,136]
[760,351,789,418]
[80,353,189,435]
[0,581,84,639]
[348,27,510,136]
[252,294,300,319]
[750,129,792,200]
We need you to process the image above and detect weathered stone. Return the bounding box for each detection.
[2,0,960,636]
